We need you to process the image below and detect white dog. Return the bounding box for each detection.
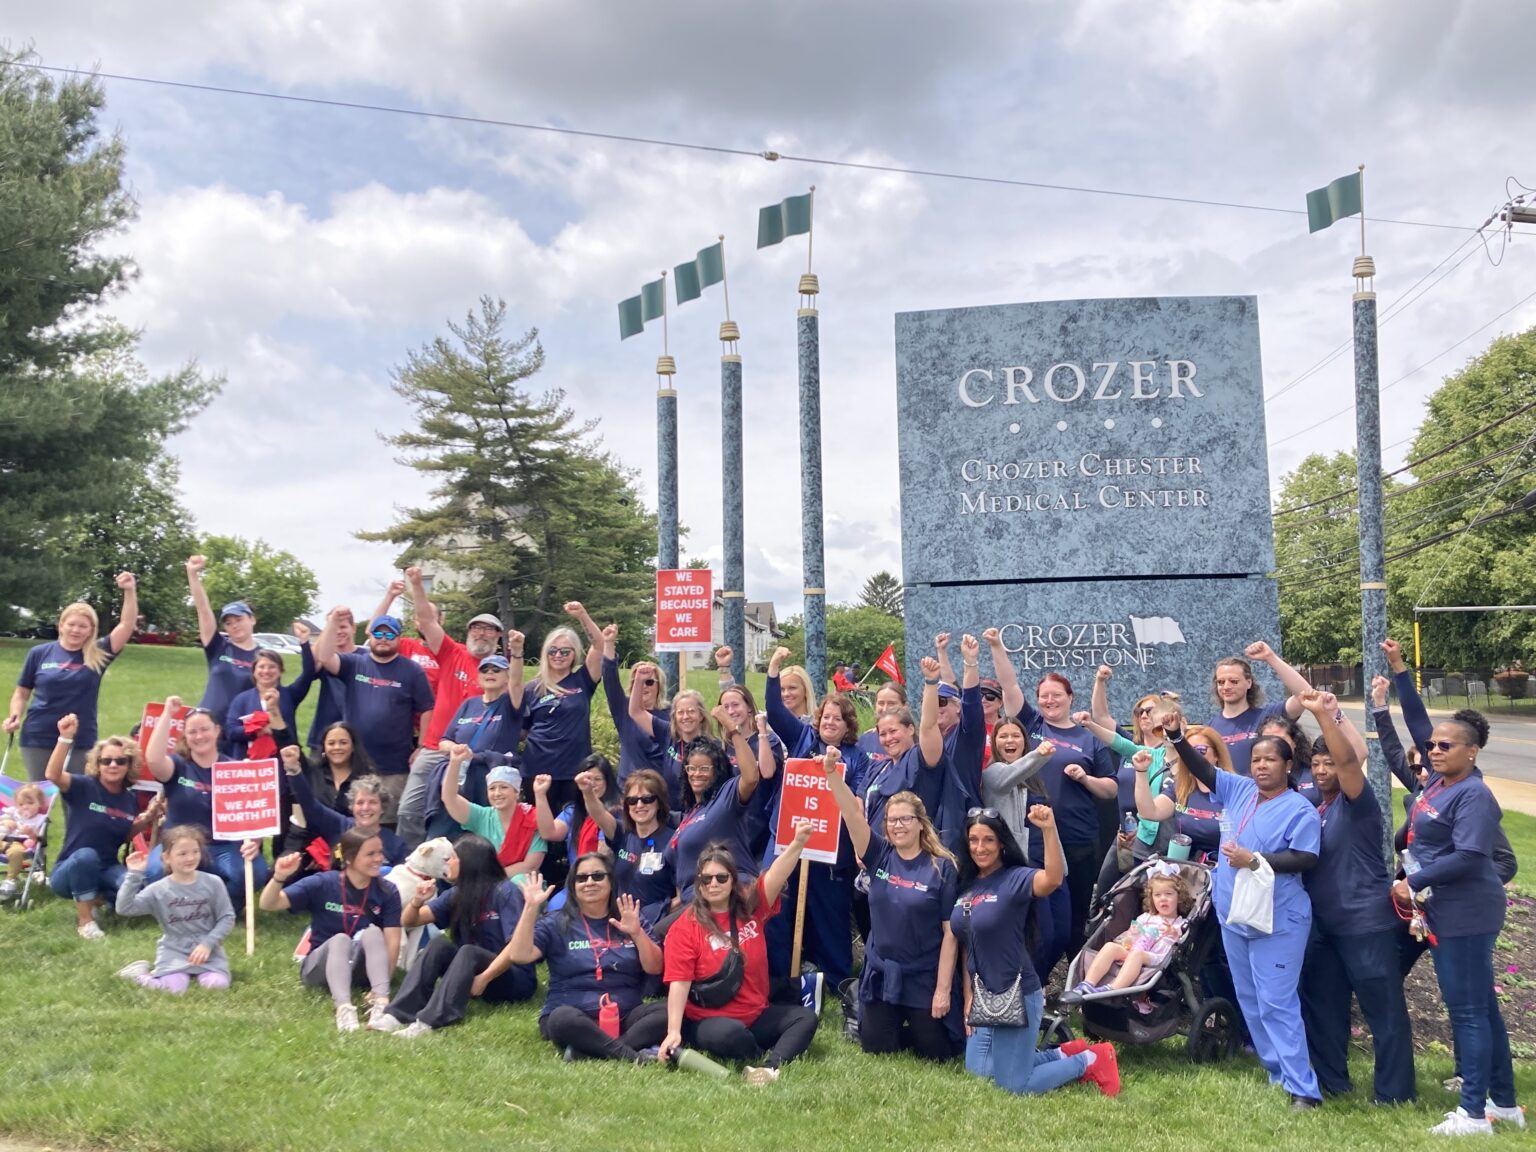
[382,838,454,971]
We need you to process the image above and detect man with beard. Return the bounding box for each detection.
[314,610,435,827]
[389,567,505,848]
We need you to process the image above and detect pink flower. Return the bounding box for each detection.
[1507,965,1520,974]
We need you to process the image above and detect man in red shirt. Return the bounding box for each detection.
[389,566,507,849]
[831,662,858,694]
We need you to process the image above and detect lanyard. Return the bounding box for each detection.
[1233,790,1279,841]
[580,915,616,982]
[340,877,372,939]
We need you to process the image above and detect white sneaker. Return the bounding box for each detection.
[117,960,151,981]
[335,1004,360,1033]
[1485,1101,1526,1129]
[394,1021,433,1039]
[743,1065,781,1086]
[0,879,16,899]
[368,1010,404,1033]
[77,922,106,941]
[1430,1108,1493,1136]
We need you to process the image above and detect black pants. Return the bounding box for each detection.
[1302,927,1417,1103]
[859,998,959,1062]
[539,1000,669,1061]
[385,935,535,1029]
[1062,840,1100,960]
[684,1003,819,1067]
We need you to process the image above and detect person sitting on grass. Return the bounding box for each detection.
[370,834,536,1038]
[658,824,819,1085]
[1070,864,1191,1000]
[115,825,236,993]
[243,828,401,1033]
[438,749,546,879]
[490,851,668,1062]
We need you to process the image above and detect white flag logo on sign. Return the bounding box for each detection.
[1129,615,1187,646]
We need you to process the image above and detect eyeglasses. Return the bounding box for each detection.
[98,756,130,767]
[549,647,575,657]
[1423,740,1470,753]
[371,628,400,640]
[965,807,1001,821]
[697,872,733,886]
[574,871,610,884]
[625,795,659,808]
[886,815,916,828]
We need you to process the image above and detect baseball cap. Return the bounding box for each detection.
[370,614,404,637]
[979,678,1003,699]
[478,654,510,672]
[487,765,522,791]
[220,601,254,619]
[936,683,961,700]
[467,613,504,631]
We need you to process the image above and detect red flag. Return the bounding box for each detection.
[874,642,904,684]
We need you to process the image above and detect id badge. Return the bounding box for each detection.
[639,851,664,875]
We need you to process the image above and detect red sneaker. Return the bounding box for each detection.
[1082,1042,1121,1097]
[1058,1039,1092,1057]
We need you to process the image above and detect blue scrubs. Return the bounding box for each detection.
[1212,770,1321,1101]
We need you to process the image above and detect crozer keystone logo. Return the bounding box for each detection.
[995,615,1187,671]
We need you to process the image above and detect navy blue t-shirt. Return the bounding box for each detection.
[199,633,260,723]
[862,742,945,840]
[1292,765,1322,808]
[667,782,757,902]
[1021,718,1114,847]
[1159,775,1223,859]
[1204,703,1286,777]
[425,878,527,954]
[1306,780,1397,936]
[306,647,359,748]
[1407,772,1507,938]
[224,646,318,760]
[602,657,669,784]
[17,638,116,747]
[284,870,402,950]
[952,864,1042,998]
[521,668,599,781]
[164,754,217,831]
[613,817,677,918]
[328,651,434,775]
[534,910,654,1019]
[57,774,136,863]
[862,830,959,1010]
[287,771,407,865]
[443,694,523,764]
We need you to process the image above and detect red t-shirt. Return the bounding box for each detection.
[400,634,480,748]
[664,876,779,1025]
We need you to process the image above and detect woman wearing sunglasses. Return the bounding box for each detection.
[821,748,962,1061]
[599,622,671,793]
[1128,723,1229,863]
[1394,710,1523,1134]
[142,695,269,910]
[667,721,766,908]
[520,602,607,814]
[582,768,676,923]
[659,823,819,1084]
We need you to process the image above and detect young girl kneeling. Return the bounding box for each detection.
[115,825,236,992]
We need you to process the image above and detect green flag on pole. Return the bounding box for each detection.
[618,295,644,340]
[674,242,725,305]
[1306,171,1363,233]
[757,193,813,248]
[640,277,666,322]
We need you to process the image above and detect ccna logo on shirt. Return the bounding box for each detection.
[219,653,253,668]
[353,674,403,689]
[88,801,135,820]
[874,868,930,893]
[40,659,84,673]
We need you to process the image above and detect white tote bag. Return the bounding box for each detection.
[1227,855,1275,935]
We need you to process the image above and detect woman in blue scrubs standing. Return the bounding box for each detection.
[1162,710,1322,1109]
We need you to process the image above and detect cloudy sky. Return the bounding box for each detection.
[9,1,1535,620]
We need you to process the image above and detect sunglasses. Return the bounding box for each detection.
[1134,706,1155,716]
[186,707,214,719]
[371,628,400,640]
[625,794,659,808]
[549,647,575,657]
[98,756,131,767]
[966,807,1001,821]
[1190,744,1211,756]
[697,872,733,886]
[886,814,916,828]
[1423,740,1470,753]
[574,871,610,884]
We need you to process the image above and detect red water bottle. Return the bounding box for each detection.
[598,994,620,1040]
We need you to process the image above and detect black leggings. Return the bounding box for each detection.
[859,998,959,1061]
[539,1001,669,1061]
[1062,840,1100,960]
[684,1003,819,1067]
[385,935,535,1029]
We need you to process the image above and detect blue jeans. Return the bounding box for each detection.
[146,840,268,912]
[49,848,126,903]
[1432,932,1516,1119]
[1300,927,1416,1103]
[964,988,1089,1095]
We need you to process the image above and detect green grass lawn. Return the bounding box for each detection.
[1,641,1532,1151]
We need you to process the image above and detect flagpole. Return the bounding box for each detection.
[719,236,746,685]
[1348,162,1391,854]
[656,270,680,691]
[796,186,827,699]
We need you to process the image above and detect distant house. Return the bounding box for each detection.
[684,595,781,671]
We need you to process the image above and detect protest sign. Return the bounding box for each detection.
[210,759,282,841]
[655,568,714,652]
[774,757,844,864]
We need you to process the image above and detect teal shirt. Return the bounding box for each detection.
[1107,732,1169,846]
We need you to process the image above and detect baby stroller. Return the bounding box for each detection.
[0,773,61,911]
[1048,856,1239,1063]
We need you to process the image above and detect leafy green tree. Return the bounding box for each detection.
[0,53,218,625]
[195,535,319,634]
[859,570,904,617]
[771,605,903,685]
[1273,452,1367,663]
[361,297,657,656]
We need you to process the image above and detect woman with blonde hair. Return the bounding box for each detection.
[520,602,606,812]
[599,621,672,792]
[1130,723,1229,863]
[46,713,156,938]
[5,573,138,779]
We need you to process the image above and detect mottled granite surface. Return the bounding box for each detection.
[895,296,1274,585]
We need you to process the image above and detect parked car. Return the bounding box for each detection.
[253,632,305,655]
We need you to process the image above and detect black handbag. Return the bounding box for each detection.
[688,908,745,1009]
[963,904,1026,1028]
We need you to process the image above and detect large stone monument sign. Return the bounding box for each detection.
[896,295,1280,704]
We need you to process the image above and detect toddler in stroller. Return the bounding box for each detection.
[1068,862,1191,1003]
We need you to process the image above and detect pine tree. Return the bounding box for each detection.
[859,570,904,616]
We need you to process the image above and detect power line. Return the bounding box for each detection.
[19,62,1483,232]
